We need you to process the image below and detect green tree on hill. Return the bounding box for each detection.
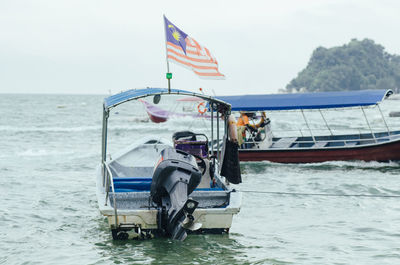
[286,39,400,92]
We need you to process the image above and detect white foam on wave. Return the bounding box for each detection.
[0,125,101,133]
[242,159,400,170]
[0,116,212,138]
[16,149,76,157]
[298,160,400,168]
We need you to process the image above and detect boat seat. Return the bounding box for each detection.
[112,177,152,192]
[272,137,297,148]
[389,134,400,140]
[313,141,327,148]
[111,177,221,192]
[345,141,358,146]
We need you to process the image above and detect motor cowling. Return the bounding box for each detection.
[150,147,202,240]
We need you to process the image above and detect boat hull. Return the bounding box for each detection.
[148,113,167,123]
[239,139,400,163]
[99,192,241,239]
[104,208,238,230]
[96,138,242,240]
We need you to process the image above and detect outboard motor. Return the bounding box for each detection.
[151,147,202,241]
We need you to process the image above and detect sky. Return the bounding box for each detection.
[1,0,399,96]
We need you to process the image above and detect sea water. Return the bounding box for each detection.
[1,94,400,265]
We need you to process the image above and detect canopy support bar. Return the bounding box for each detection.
[301,110,316,143]
[101,108,109,186]
[378,104,391,135]
[319,109,333,136]
[361,107,377,143]
[217,110,220,161]
[211,103,214,156]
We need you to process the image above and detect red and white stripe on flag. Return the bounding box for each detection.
[166,37,225,80]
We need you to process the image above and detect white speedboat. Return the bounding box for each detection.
[96,88,242,241]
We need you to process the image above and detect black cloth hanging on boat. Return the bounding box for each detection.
[220,135,242,184]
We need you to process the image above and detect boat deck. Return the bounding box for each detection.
[107,172,230,211]
[269,130,400,149]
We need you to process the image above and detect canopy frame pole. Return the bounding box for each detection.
[224,113,227,136]
[211,103,214,156]
[361,107,377,143]
[301,109,316,143]
[101,108,109,187]
[319,109,333,136]
[377,104,391,136]
[216,110,220,161]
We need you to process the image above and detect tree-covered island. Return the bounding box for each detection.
[285,39,400,93]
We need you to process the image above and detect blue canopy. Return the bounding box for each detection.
[104,88,230,110]
[217,89,392,111]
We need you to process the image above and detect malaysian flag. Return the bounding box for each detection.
[164,16,225,80]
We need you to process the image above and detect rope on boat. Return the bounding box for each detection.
[239,190,400,198]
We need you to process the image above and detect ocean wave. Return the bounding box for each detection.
[0,125,101,133]
[243,159,400,168]
[16,149,76,157]
[241,160,400,175]
[296,160,400,173]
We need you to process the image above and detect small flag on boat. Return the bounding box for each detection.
[164,16,225,80]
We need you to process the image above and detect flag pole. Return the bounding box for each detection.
[163,15,172,93]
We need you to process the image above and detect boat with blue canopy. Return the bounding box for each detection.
[216,89,400,163]
[97,88,242,240]
[219,89,392,111]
